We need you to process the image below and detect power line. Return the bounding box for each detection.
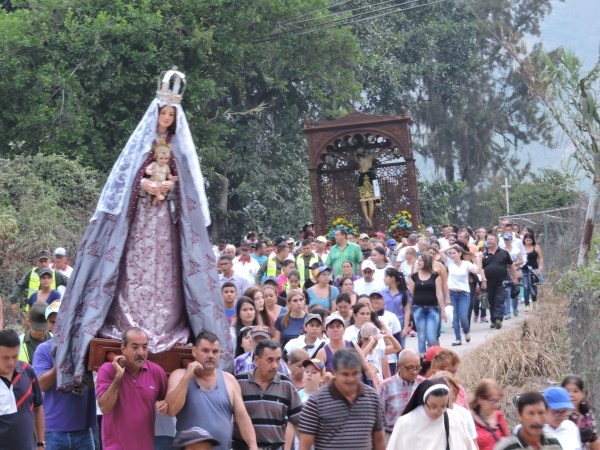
[277,0,356,26]
[256,0,445,43]
[281,0,407,28]
[263,0,420,39]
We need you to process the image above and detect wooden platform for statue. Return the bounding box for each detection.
[88,338,194,375]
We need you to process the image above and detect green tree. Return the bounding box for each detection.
[418,180,468,228]
[0,0,361,240]
[0,153,100,296]
[472,169,580,226]
[353,0,554,187]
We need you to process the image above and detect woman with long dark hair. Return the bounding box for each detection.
[562,375,600,450]
[243,286,270,326]
[439,244,480,346]
[522,232,544,311]
[381,267,411,346]
[231,297,258,353]
[407,253,446,356]
[338,276,358,305]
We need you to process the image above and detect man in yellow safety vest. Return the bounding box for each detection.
[18,301,52,363]
[9,250,69,315]
[295,239,321,287]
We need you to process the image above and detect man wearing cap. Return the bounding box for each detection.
[0,329,45,450]
[166,331,258,450]
[386,238,397,256]
[233,242,260,286]
[28,268,62,308]
[19,301,52,363]
[495,391,562,450]
[379,349,425,439]
[295,240,322,288]
[359,233,373,256]
[284,313,327,359]
[45,301,61,334]
[301,222,315,240]
[255,243,292,285]
[9,250,69,314]
[233,326,291,377]
[33,304,96,450]
[173,427,220,450]
[298,348,385,450]
[326,229,362,277]
[314,236,329,259]
[369,292,402,374]
[542,387,582,450]
[353,260,385,295]
[51,247,73,278]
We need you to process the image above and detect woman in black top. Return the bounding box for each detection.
[522,232,544,311]
[407,253,446,356]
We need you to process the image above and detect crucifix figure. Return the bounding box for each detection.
[327,146,390,227]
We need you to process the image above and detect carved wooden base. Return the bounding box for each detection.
[88,338,194,375]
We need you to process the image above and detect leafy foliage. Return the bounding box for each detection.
[418,180,468,228]
[354,0,554,185]
[472,169,580,226]
[0,0,361,241]
[0,153,100,294]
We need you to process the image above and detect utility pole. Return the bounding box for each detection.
[502,177,511,215]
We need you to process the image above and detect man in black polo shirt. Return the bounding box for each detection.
[482,233,518,329]
[298,348,385,450]
[0,329,45,450]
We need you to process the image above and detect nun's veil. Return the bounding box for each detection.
[402,378,450,416]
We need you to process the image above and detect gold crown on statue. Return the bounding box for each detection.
[156,67,186,104]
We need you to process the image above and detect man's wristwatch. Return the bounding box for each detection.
[37,443,46,448]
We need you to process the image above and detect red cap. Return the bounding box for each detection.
[424,345,442,363]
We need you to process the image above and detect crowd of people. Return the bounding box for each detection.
[0,220,597,450]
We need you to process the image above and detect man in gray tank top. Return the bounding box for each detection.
[166,331,259,450]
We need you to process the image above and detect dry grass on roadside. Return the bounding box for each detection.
[457,286,570,427]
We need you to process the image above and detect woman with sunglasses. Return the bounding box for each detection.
[469,379,508,450]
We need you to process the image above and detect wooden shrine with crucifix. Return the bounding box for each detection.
[303,108,421,234]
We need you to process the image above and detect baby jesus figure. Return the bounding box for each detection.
[145,143,178,206]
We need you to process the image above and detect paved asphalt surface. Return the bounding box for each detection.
[403,305,530,357]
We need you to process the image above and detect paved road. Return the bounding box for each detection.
[403,306,530,357]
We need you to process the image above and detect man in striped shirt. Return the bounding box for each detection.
[379,349,425,435]
[298,348,385,450]
[233,339,302,450]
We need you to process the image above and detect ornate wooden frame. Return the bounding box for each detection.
[303,110,420,234]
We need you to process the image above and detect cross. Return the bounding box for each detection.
[502,177,511,215]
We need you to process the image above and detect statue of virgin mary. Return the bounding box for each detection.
[54,69,232,390]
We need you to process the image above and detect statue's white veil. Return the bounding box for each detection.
[94,98,211,227]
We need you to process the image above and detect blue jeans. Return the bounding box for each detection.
[46,429,94,450]
[505,287,519,316]
[450,290,470,340]
[522,269,540,306]
[155,435,175,449]
[412,305,440,354]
